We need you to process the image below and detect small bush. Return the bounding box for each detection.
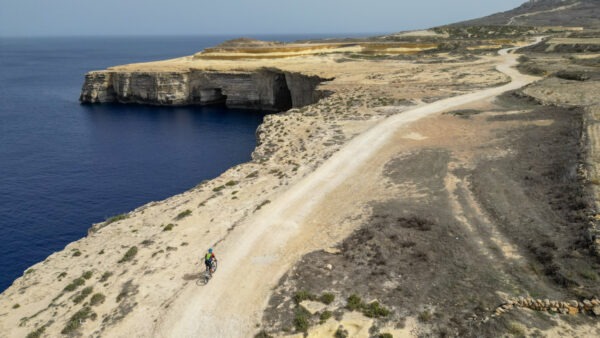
[319,310,332,323]
[163,223,175,231]
[61,306,92,334]
[175,210,192,220]
[212,185,225,192]
[293,307,311,332]
[580,269,598,280]
[82,271,93,280]
[346,294,363,311]
[64,277,85,292]
[379,334,393,338]
[118,246,138,263]
[72,250,82,257]
[90,293,106,306]
[116,280,138,303]
[12,303,20,309]
[105,213,128,225]
[73,286,93,304]
[335,326,349,338]
[320,292,335,305]
[99,271,113,282]
[293,290,316,304]
[26,326,46,338]
[141,239,154,246]
[255,200,271,211]
[254,330,273,338]
[246,171,259,178]
[507,322,526,337]
[58,272,67,279]
[363,301,390,318]
[418,310,433,322]
[225,180,238,186]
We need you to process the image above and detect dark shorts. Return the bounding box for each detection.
[205,260,211,270]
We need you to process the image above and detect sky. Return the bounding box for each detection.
[0,0,526,37]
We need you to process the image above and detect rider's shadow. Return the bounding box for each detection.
[182,273,203,281]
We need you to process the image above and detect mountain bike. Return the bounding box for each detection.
[203,259,218,284]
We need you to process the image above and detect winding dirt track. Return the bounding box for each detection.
[154,38,543,338]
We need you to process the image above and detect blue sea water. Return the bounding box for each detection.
[0,34,339,292]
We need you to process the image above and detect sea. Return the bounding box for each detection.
[0,34,350,292]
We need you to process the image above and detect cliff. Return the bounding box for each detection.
[80,68,329,111]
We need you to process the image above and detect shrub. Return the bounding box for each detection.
[335,326,349,338]
[379,334,393,338]
[105,213,128,225]
[293,290,316,304]
[212,185,225,192]
[254,331,273,338]
[319,310,332,323]
[418,310,433,322]
[90,293,106,306]
[58,272,67,279]
[362,301,390,318]
[346,294,390,318]
[293,307,311,332]
[64,277,85,292]
[141,239,154,246]
[12,303,20,309]
[26,326,46,338]
[72,250,82,257]
[163,223,175,231]
[73,286,93,304]
[320,292,335,305]
[507,322,526,337]
[225,180,238,186]
[99,271,113,282]
[175,210,192,220]
[255,200,271,211]
[82,271,93,280]
[580,269,598,280]
[61,306,92,334]
[118,246,138,263]
[346,294,363,311]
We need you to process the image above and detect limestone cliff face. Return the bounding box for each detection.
[80,68,329,111]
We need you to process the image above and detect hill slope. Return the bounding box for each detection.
[453,0,600,28]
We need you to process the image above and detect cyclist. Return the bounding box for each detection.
[204,248,217,276]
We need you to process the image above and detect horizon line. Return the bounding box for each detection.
[0,31,398,39]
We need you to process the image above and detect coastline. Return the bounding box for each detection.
[4,26,600,336]
[0,36,523,336]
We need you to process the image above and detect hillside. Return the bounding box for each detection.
[453,0,600,28]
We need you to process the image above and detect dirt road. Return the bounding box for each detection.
[153,39,543,338]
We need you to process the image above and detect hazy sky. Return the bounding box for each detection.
[0,0,526,37]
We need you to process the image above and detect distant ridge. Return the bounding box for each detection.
[451,0,600,28]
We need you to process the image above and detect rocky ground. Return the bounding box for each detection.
[1,25,600,338]
[258,33,600,337]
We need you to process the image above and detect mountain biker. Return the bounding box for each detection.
[204,248,217,276]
